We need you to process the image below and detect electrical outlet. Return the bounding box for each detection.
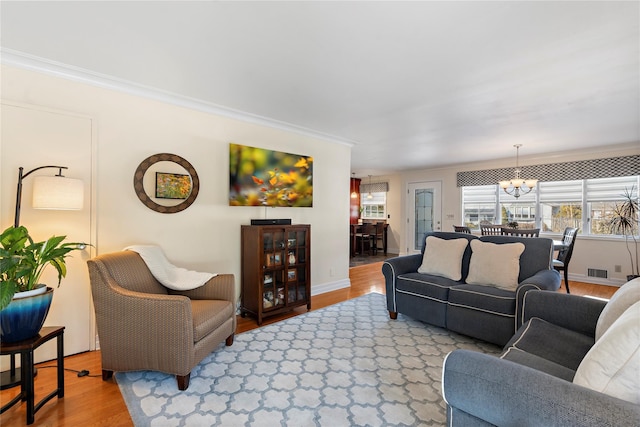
[615,265,622,273]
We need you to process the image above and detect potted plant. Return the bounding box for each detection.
[608,186,639,281]
[0,225,85,342]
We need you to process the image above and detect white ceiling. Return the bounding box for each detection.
[1,1,639,176]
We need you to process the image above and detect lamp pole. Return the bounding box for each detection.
[14,166,67,228]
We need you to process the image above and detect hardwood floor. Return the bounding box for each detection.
[0,262,617,426]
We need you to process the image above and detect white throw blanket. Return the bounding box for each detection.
[124,245,217,291]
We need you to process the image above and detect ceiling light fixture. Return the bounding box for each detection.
[499,144,537,198]
[367,175,373,200]
[350,173,358,199]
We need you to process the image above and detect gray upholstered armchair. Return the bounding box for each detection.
[87,251,236,390]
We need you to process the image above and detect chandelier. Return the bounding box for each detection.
[499,144,537,198]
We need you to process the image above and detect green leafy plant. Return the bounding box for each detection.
[0,225,85,311]
[608,186,639,278]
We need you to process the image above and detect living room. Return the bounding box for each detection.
[1,1,639,426]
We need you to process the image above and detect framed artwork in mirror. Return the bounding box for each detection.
[155,172,191,199]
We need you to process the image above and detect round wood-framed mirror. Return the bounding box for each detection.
[133,153,199,213]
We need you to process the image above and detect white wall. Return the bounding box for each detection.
[384,143,640,286]
[1,65,352,361]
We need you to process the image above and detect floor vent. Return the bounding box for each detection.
[587,268,608,279]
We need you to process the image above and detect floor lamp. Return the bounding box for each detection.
[13,165,84,227]
[2,165,84,390]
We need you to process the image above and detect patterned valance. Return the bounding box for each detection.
[360,182,389,193]
[457,154,640,187]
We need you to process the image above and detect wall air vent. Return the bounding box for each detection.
[587,268,608,279]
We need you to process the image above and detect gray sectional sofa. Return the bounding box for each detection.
[442,280,640,426]
[382,231,561,346]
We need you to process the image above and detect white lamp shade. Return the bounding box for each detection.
[32,176,84,210]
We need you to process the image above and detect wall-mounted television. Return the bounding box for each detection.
[229,143,313,207]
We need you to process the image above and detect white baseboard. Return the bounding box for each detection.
[567,273,624,287]
[311,278,351,296]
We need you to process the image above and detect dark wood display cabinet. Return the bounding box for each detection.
[240,224,311,325]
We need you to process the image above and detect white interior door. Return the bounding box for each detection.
[407,181,442,254]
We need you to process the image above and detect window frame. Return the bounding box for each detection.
[360,191,387,220]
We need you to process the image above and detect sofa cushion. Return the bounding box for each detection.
[447,284,516,317]
[501,347,576,382]
[466,240,525,290]
[418,236,469,281]
[396,272,458,303]
[191,299,234,342]
[574,300,640,404]
[505,317,594,371]
[595,277,640,341]
[479,235,553,282]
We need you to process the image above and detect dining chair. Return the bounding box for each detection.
[372,222,386,254]
[356,223,376,255]
[480,224,502,236]
[553,227,578,294]
[453,225,471,234]
[501,227,540,237]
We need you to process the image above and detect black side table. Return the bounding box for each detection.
[0,326,65,425]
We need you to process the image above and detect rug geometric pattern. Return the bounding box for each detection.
[116,293,501,426]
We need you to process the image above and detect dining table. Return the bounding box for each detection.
[553,240,569,251]
[350,223,388,256]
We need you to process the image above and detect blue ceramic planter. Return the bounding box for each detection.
[0,287,54,343]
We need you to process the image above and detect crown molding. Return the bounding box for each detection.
[1,48,356,147]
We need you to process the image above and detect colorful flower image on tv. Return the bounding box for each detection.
[229,143,313,207]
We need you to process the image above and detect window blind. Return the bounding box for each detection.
[457,154,640,187]
[360,182,389,193]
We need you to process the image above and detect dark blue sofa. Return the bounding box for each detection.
[382,231,561,346]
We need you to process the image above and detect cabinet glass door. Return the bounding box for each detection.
[263,230,286,309]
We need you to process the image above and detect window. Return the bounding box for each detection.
[500,184,537,228]
[462,185,498,228]
[539,180,582,233]
[361,192,386,220]
[587,176,639,235]
[462,176,639,235]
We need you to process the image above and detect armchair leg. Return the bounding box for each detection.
[225,334,235,346]
[177,373,190,391]
[389,311,398,320]
[102,370,113,381]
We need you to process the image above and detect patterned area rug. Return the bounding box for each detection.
[116,293,500,426]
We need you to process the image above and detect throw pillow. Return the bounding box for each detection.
[574,300,640,404]
[466,240,525,291]
[595,277,640,341]
[417,236,469,281]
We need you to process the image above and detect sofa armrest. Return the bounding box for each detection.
[521,290,607,338]
[89,272,196,374]
[170,273,236,303]
[443,350,640,427]
[513,269,561,329]
[382,253,422,288]
[519,269,561,291]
